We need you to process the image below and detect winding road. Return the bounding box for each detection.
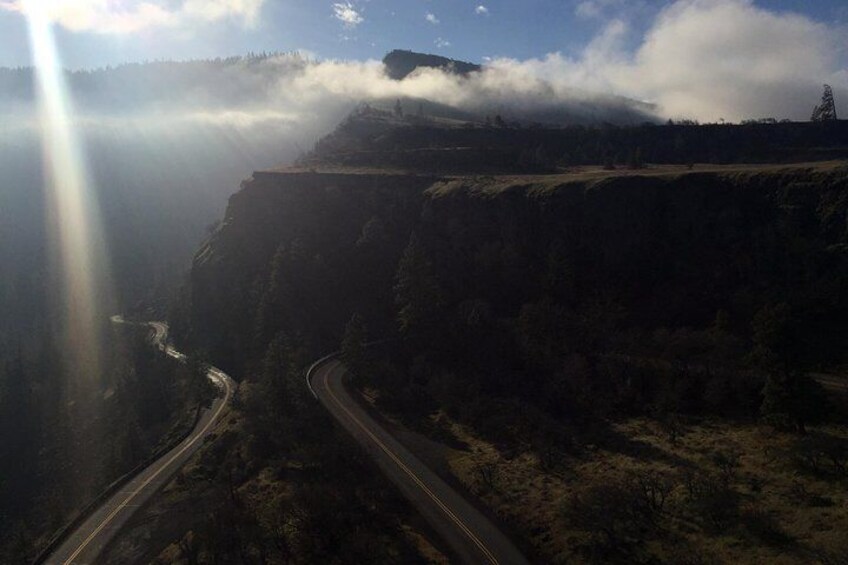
[308,356,529,565]
[811,372,848,394]
[44,320,234,565]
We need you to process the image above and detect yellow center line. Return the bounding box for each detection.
[321,363,500,565]
[62,369,232,564]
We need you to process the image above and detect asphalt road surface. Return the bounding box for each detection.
[812,373,848,393]
[45,320,233,565]
[309,357,529,565]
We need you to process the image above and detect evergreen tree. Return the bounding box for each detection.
[752,303,824,433]
[341,313,368,384]
[544,240,576,302]
[394,234,444,335]
[261,334,306,415]
[185,353,212,408]
[811,84,838,122]
[626,146,644,169]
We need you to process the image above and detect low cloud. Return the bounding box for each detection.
[2,0,845,137]
[197,0,843,125]
[425,12,439,25]
[584,0,848,121]
[475,5,489,16]
[0,0,264,33]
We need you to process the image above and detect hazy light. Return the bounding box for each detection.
[25,1,110,382]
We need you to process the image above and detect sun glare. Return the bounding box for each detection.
[25,0,111,383]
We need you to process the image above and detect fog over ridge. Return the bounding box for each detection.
[0,0,844,136]
[0,1,843,313]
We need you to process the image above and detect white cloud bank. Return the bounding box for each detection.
[316,0,845,122]
[531,0,847,121]
[0,0,264,33]
[2,0,845,123]
[614,0,848,120]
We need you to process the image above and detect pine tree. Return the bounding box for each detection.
[752,303,824,433]
[394,234,443,334]
[811,84,838,122]
[626,147,644,170]
[341,314,368,384]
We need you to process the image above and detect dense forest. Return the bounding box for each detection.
[0,52,312,112]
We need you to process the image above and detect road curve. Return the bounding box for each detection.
[811,373,848,393]
[44,320,234,565]
[309,357,529,565]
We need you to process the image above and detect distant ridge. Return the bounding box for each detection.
[382,49,481,80]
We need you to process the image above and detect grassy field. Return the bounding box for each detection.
[266,159,848,182]
[411,412,848,564]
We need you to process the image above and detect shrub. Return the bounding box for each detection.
[684,471,739,532]
[564,474,665,549]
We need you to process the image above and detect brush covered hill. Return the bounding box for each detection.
[303,107,848,173]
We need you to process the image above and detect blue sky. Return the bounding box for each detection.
[3,0,847,122]
[0,0,846,70]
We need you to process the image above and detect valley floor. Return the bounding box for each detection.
[358,387,848,564]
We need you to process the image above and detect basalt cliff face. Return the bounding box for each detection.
[178,163,848,377]
[176,172,434,371]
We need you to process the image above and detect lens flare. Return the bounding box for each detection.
[25,1,111,383]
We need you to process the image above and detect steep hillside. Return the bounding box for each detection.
[177,172,436,372]
[180,162,848,375]
[171,161,848,562]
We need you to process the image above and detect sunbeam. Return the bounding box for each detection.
[24,0,111,384]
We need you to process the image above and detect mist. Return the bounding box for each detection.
[0,0,845,313]
[0,52,659,316]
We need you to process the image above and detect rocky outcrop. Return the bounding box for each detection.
[382,50,481,81]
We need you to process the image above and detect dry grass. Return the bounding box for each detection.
[262,160,848,188]
[427,160,848,197]
[400,523,450,564]
[435,414,848,564]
